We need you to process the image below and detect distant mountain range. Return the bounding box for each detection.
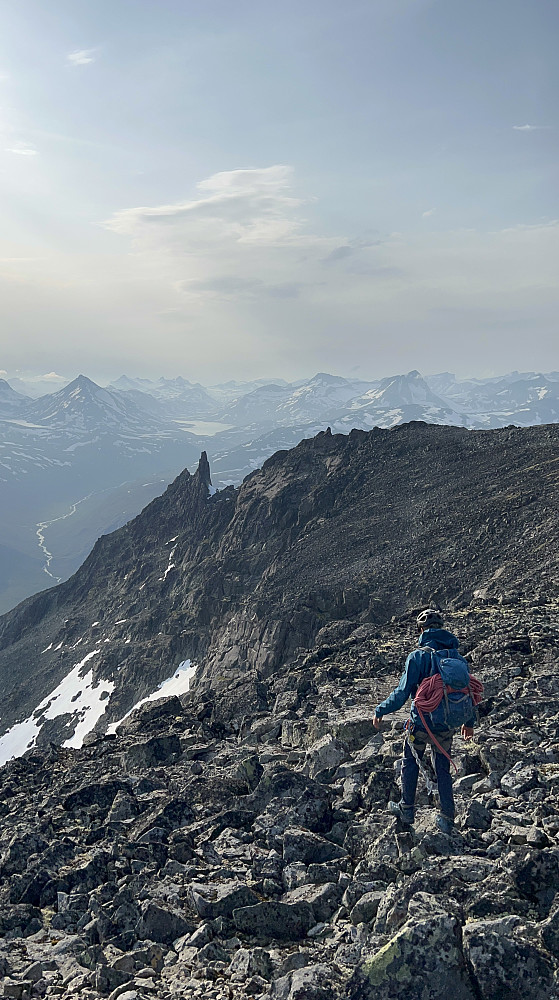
[108,368,559,430]
[1,367,558,614]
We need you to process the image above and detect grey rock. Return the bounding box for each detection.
[228,946,273,980]
[95,964,133,995]
[461,799,492,831]
[282,828,347,866]
[349,911,475,999]
[349,890,384,925]
[271,963,338,1000]
[331,714,376,752]
[233,901,315,941]
[62,779,129,813]
[195,940,229,964]
[190,881,259,920]
[107,790,139,823]
[122,735,182,770]
[540,899,559,955]
[500,764,540,797]
[137,901,193,944]
[282,863,309,890]
[21,961,45,983]
[303,736,348,779]
[3,982,34,1000]
[463,917,554,1000]
[282,883,341,923]
[116,695,184,737]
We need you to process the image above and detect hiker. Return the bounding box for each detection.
[373,608,480,835]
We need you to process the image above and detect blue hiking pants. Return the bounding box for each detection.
[401,728,454,821]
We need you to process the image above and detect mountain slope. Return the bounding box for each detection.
[0,379,28,416]
[0,377,203,615]
[109,375,219,419]
[0,421,557,757]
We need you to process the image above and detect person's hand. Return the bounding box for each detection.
[461,725,474,741]
[373,715,383,731]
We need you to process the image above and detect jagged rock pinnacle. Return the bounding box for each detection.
[196,450,211,487]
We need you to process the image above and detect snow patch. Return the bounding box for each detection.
[159,545,177,581]
[0,650,114,766]
[107,660,196,735]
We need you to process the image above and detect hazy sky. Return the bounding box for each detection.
[0,0,557,383]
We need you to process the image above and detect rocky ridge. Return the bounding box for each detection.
[1,597,559,1000]
[1,420,558,748]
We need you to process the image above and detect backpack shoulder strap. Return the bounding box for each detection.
[415,645,440,678]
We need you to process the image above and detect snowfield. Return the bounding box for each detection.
[0,650,114,766]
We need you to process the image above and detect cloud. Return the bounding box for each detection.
[103,167,559,320]
[422,209,435,218]
[5,144,37,155]
[512,124,550,131]
[67,49,96,66]
[106,166,308,249]
[6,164,545,380]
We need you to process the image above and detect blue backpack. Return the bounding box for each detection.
[421,647,475,730]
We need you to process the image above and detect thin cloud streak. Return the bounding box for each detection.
[67,49,96,66]
[5,145,38,155]
[512,124,551,131]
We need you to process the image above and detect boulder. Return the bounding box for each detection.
[282,828,347,866]
[540,898,559,956]
[233,900,315,940]
[511,848,559,916]
[500,764,540,797]
[349,910,475,1000]
[271,963,338,999]
[115,694,184,736]
[463,917,554,1000]
[121,735,182,770]
[136,901,193,944]
[331,713,375,751]
[282,883,341,923]
[3,981,34,999]
[304,736,348,779]
[228,947,273,980]
[62,779,129,813]
[461,800,492,831]
[349,890,384,925]
[190,881,259,920]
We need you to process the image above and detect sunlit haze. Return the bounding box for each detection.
[0,0,557,382]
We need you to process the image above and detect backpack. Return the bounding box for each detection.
[414,647,483,732]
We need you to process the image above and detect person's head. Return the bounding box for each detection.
[416,608,444,632]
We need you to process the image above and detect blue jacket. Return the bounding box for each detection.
[375,628,476,730]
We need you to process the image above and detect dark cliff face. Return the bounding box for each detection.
[0,422,558,744]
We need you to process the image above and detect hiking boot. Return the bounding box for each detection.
[388,800,414,825]
[436,814,455,835]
